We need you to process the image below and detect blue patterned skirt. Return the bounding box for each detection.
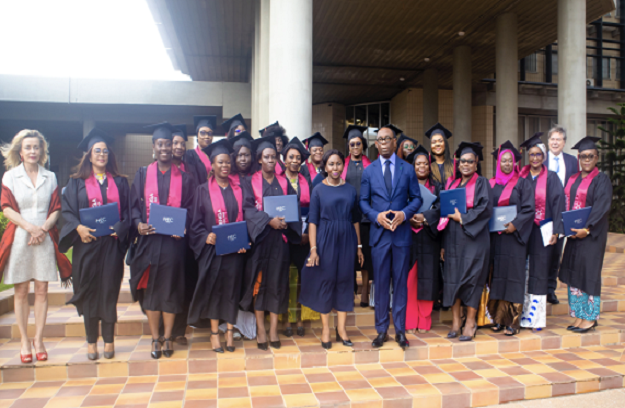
[568,286,600,321]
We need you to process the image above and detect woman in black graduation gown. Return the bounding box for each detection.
[230,132,255,181]
[300,150,363,349]
[559,136,612,333]
[240,136,302,350]
[222,113,247,140]
[406,146,441,334]
[184,115,216,183]
[396,134,418,161]
[518,133,565,330]
[486,142,535,336]
[188,139,249,353]
[280,137,312,337]
[127,122,195,359]
[342,125,374,307]
[425,123,454,187]
[440,142,492,341]
[60,129,130,360]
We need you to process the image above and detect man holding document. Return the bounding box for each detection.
[518,133,565,330]
[559,136,612,333]
[359,124,422,350]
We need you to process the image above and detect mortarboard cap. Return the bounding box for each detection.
[342,125,368,149]
[194,115,217,134]
[221,113,246,134]
[491,140,521,162]
[251,135,278,156]
[282,137,310,161]
[519,132,544,152]
[172,124,188,141]
[78,128,114,152]
[203,138,234,162]
[229,131,254,151]
[405,145,431,165]
[425,122,452,139]
[455,141,484,161]
[303,132,328,149]
[144,122,176,143]
[572,136,601,152]
[259,121,279,136]
[376,124,402,137]
[396,134,419,154]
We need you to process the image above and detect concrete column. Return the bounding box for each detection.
[453,46,472,149]
[558,0,586,152]
[422,68,439,145]
[253,0,270,133]
[82,119,95,138]
[268,0,313,138]
[495,12,518,148]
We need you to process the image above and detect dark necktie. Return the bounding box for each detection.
[384,160,392,195]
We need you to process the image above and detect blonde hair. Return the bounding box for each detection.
[0,129,49,170]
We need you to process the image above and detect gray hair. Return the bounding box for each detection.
[548,125,567,141]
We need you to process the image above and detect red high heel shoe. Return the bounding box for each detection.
[33,340,47,361]
[20,351,32,364]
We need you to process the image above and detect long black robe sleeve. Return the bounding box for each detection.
[547,171,566,236]
[421,181,442,240]
[511,178,535,245]
[459,177,492,239]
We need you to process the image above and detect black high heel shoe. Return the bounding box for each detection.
[447,317,466,339]
[336,327,353,347]
[504,326,518,337]
[151,338,162,359]
[572,320,598,333]
[459,324,478,342]
[211,332,224,354]
[163,337,174,358]
[284,326,293,337]
[226,329,235,353]
[296,326,305,337]
[491,323,504,333]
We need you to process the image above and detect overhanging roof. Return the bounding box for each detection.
[150,0,615,105]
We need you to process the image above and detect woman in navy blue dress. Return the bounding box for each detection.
[300,150,364,349]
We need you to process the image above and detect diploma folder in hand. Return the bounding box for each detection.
[79,203,120,238]
[149,203,187,237]
[489,205,517,232]
[212,221,250,256]
[562,207,592,237]
[439,188,467,217]
[418,184,437,214]
[263,195,299,223]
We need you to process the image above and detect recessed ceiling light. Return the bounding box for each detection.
[458,31,465,36]
[399,77,405,81]
[424,58,430,62]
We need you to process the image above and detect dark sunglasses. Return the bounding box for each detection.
[579,154,597,161]
[349,141,362,147]
[459,159,475,164]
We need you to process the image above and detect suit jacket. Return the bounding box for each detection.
[547,151,579,186]
[359,156,422,247]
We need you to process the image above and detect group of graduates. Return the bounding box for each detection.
[2,113,611,363]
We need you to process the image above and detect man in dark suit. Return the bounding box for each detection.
[360,124,422,350]
[546,125,579,304]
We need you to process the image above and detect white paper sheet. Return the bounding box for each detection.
[540,221,553,247]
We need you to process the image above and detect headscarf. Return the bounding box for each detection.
[494,149,517,186]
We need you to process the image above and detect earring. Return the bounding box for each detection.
[153,152,156,160]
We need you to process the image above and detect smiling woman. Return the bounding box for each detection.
[0,0,189,80]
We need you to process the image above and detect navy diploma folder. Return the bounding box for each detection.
[439,188,467,217]
[79,203,120,237]
[418,184,437,214]
[212,221,250,256]
[263,195,299,223]
[149,203,187,237]
[562,207,592,237]
[489,205,517,232]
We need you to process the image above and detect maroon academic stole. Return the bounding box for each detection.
[564,167,599,211]
[85,172,121,217]
[520,164,547,225]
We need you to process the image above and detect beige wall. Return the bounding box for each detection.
[311,103,346,151]
[471,106,495,179]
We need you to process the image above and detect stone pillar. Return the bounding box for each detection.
[253,0,271,133]
[558,0,586,152]
[495,12,518,148]
[422,68,439,145]
[453,46,472,149]
[268,0,313,138]
[82,119,95,138]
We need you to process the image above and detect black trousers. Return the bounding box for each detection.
[548,238,564,294]
[85,317,115,344]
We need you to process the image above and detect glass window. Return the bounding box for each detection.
[355,105,366,127]
[592,57,611,80]
[525,53,538,73]
[381,103,390,125]
[603,57,611,79]
[345,106,354,126]
[367,104,379,129]
[617,59,622,82]
[552,52,558,75]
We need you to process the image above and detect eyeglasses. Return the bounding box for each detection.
[459,159,475,164]
[403,144,416,150]
[349,141,362,147]
[376,136,395,144]
[529,153,543,159]
[579,154,597,161]
[94,148,109,156]
[199,130,213,137]
[234,129,242,134]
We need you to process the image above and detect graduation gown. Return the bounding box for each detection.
[289,171,313,274]
[344,159,374,277]
[126,166,195,314]
[59,176,131,323]
[184,149,210,184]
[525,170,565,295]
[441,176,492,309]
[489,177,535,304]
[559,171,612,296]
[410,180,442,301]
[187,182,246,326]
[239,175,302,314]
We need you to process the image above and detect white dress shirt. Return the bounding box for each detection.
[548,152,566,186]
